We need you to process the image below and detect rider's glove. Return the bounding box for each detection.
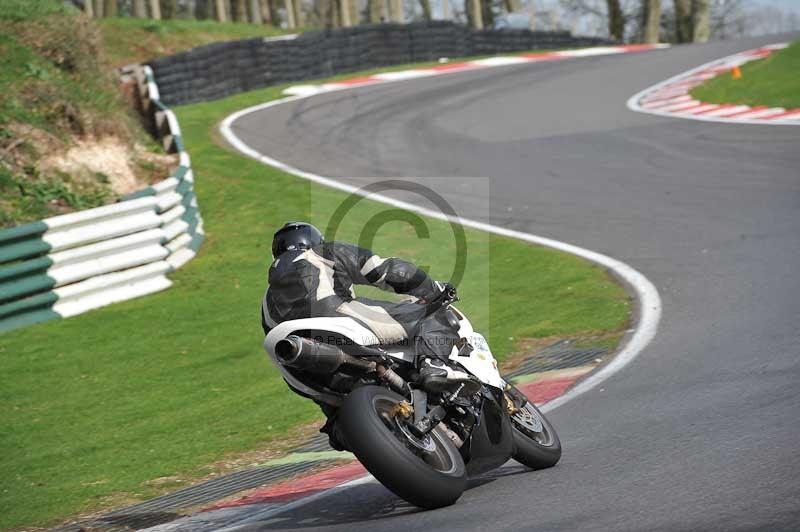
[417,281,457,306]
[438,282,457,302]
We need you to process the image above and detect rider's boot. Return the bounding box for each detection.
[418,357,472,390]
[318,404,349,451]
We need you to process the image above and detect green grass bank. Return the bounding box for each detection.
[0,0,171,228]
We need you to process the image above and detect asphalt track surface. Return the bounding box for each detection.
[229,35,800,532]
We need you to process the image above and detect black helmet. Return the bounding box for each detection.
[272,222,324,258]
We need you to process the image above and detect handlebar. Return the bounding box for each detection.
[440,284,459,306]
[422,283,459,316]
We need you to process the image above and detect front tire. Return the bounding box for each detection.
[511,397,562,470]
[338,385,467,509]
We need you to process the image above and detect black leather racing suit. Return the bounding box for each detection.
[261,241,457,361]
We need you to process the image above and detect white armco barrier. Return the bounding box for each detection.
[42,196,159,231]
[48,230,165,267]
[44,211,164,252]
[53,262,174,318]
[0,65,204,333]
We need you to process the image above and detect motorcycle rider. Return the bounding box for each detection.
[261,222,468,446]
[262,221,468,370]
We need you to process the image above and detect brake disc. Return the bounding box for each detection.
[513,405,544,433]
[395,418,437,452]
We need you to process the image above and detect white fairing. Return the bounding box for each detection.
[264,317,383,405]
[264,317,380,355]
[264,309,505,398]
[448,308,505,390]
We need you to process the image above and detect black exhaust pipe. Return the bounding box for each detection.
[275,335,375,373]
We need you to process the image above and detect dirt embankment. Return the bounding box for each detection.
[0,1,174,227]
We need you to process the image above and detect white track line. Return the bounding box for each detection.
[219,69,662,416]
[143,50,671,532]
[627,43,798,125]
[213,57,663,515]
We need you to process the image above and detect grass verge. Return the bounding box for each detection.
[0,75,629,529]
[690,40,800,109]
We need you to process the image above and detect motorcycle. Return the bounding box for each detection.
[263,287,561,509]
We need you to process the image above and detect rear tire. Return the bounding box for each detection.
[511,400,562,470]
[338,385,467,509]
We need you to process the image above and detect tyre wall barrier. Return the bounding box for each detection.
[150,21,612,106]
[0,67,204,334]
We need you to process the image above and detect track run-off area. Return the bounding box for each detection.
[220,34,800,532]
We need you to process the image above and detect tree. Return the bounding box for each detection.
[285,0,297,27]
[93,0,104,17]
[673,0,691,42]
[259,0,279,25]
[149,0,162,19]
[481,0,493,28]
[641,0,661,43]
[161,0,179,18]
[104,0,118,17]
[469,0,483,29]
[294,0,304,27]
[214,0,228,21]
[350,0,359,25]
[419,0,432,21]
[257,0,270,24]
[692,0,710,42]
[607,0,624,41]
[248,0,263,22]
[341,0,353,26]
[195,0,210,19]
[503,0,520,14]
[231,0,248,21]
[133,0,147,17]
[332,0,341,27]
[368,0,383,23]
[84,0,95,17]
[390,0,403,23]
[671,0,711,43]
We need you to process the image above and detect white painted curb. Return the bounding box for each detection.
[627,43,800,125]
[280,45,669,97]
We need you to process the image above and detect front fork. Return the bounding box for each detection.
[503,381,529,416]
[406,382,467,439]
[379,361,473,446]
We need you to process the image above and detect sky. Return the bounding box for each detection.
[437,0,800,35]
[524,0,800,36]
[749,0,800,13]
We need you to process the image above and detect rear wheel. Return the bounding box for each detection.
[510,396,562,470]
[338,385,467,509]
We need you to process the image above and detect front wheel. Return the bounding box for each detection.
[338,385,467,509]
[510,395,562,470]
